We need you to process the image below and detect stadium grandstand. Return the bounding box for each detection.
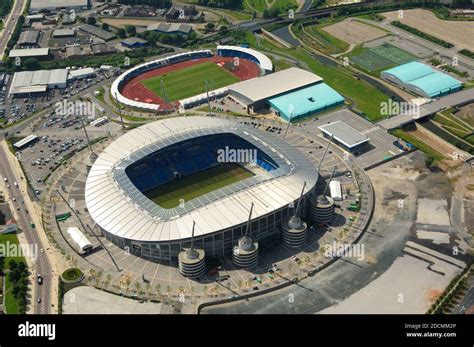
[381,61,463,98]
[112,46,273,112]
[85,116,318,262]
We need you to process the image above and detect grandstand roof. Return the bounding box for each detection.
[85,116,318,242]
[217,45,273,72]
[382,62,463,98]
[318,121,370,149]
[268,82,344,121]
[229,67,322,104]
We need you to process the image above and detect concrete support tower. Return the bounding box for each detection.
[233,203,259,268]
[178,221,206,278]
[281,182,308,247]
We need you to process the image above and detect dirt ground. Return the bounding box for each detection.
[322,18,387,45]
[456,103,474,128]
[383,9,474,51]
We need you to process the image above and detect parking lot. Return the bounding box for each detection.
[0,73,11,124]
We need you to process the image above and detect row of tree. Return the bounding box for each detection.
[7,259,29,314]
[0,0,12,18]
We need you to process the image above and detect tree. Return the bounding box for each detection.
[205,22,215,30]
[23,58,40,70]
[101,22,109,31]
[117,28,126,39]
[125,25,136,36]
[219,25,228,35]
[87,16,96,25]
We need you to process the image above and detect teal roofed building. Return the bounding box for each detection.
[381,61,463,98]
[268,83,345,122]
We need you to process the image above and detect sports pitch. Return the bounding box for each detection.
[140,62,240,101]
[144,163,254,209]
[350,43,417,72]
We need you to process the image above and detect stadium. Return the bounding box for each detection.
[84,116,318,263]
[111,46,273,112]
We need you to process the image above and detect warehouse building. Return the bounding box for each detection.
[228,67,344,120]
[30,0,90,13]
[147,23,193,35]
[68,67,96,81]
[318,121,370,153]
[79,24,116,41]
[17,30,40,47]
[52,28,76,38]
[121,37,149,49]
[381,61,463,99]
[9,69,68,96]
[9,48,50,60]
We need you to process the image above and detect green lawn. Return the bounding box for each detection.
[141,62,239,102]
[390,129,444,161]
[145,163,254,209]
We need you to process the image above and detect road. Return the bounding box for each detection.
[0,144,52,314]
[0,0,26,58]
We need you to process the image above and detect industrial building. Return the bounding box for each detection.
[9,69,68,96]
[9,48,50,60]
[79,24,116,41]
[17,30,40,47]
[227,67,344,119]
[121,37,149,49]
[13,134,39,149]
[52,28,76,38]
[68,67,96,80]
[381,61,463,98]
[146,23,193,35]
[318,121,370,152]
[30,0,90,13]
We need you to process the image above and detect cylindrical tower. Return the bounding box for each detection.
[281,215,308,247]
[232,236,259,268]
[309,194,335,224]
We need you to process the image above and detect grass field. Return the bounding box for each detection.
[349,43,417,73]
[145,163,254,209]
[141,62,240,101]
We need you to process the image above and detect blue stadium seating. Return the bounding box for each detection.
[125,133,279,193]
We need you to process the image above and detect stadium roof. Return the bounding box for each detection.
[30,0,89,10]
[217,45,273,72]
[85,116,318,242]
[382,61,463,98]
[268,82,344,121]
[318,121,370,149]
[229,67,323,104]
[9,48,49,58]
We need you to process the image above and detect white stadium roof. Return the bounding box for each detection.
[217,45,273,72]
[228,67,323,104]
[85,116,318,243]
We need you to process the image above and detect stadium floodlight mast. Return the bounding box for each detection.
[185,221,198,259]
[114,91,126,132]
[160,80,170,114]
[244,202,255,237]
[283,105,294,141]
[289,181,306,225]
[79,111,96,158]
[318,135,334,172]
[205,80,212,116]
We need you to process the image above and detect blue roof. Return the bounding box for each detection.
[408,72,462,98]
[382,61,463,98]
[382,61,433,82]
[268,83,344,121]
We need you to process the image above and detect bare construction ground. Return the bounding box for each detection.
[383,9,474,51]
[322,18,387,45]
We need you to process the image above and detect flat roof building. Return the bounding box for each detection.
[30,0,90,13]
[79,24,116,41]
[318,121,370,152]
[268,83,344,122]
[52,28,76,37]
[13,134,38,149]
[228,67,323,112]
[9,69,68,96]
[9,48,50,59]
[68,67,96,80]
[121,37,148,49]
[381,61,463,98]
[147,23,193,35]
[18,30,40,47]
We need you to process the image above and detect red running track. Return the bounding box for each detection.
[120,56,260,110]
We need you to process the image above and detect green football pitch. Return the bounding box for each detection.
[140,62,240,101]
[144,163,254,209]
